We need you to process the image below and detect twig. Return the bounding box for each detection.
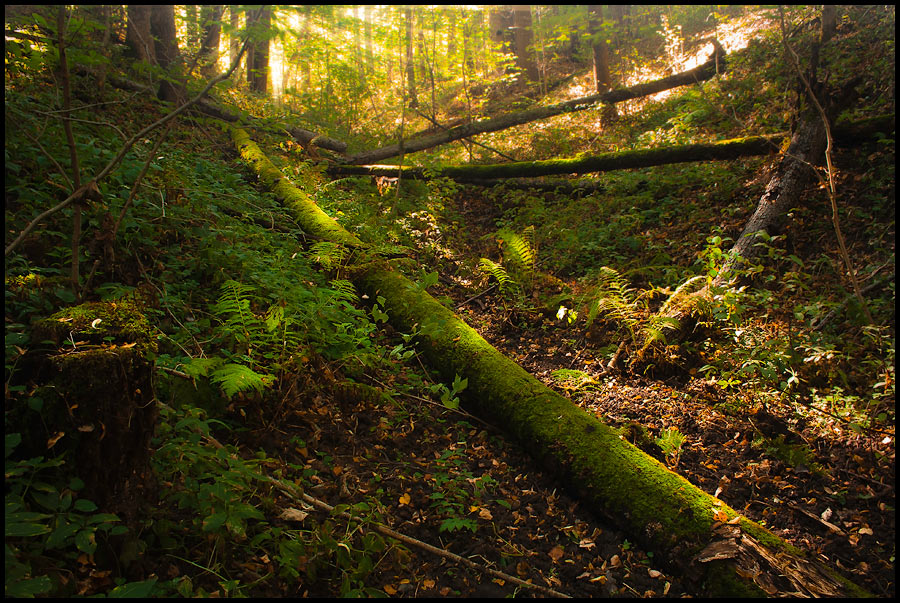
[363,373,497,431]
[456,284,497,308]
[410,107,518,162]
[269,477,572,598]
[157,365,192,380]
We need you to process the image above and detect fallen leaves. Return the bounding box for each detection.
[548,544,565,562]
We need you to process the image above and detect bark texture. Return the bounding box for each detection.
[232,127,868,598]
[716,118,827,283]
[345,43,726,165]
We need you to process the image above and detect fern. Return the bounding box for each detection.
[212,280,262,344]
[181,356,224,379]
[308,241,348,272]
[586,267,641,338]
[658,274,707,317]
[496,226,536,286]
[210,363,272,399]
[328,279,359,303]
[479,258,519,297]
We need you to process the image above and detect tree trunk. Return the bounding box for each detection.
[512,5,539,82]
[588,4,618,124]
[229,5,242,81]
[345,42,726,164]
[405,8,418,109]
[150,5,182,103]
[364,5,374,78]
[247,6,270,94]
[232,127,869,598]
[716,119,827,284]
[125,5,155,64]
[588,5,612,92]
[329,116,890,181]
[199,5,224,78]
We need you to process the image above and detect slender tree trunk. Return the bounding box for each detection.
[125,5,155,64]
[364,5,374,77]
[233,127,870,598]
[150,5,182,103]
[405,8,418,109]
[447,10,457,60]
[588,5,612,92]
[199,5,224,78]
[588,4,618,124]
[229,5,241,82]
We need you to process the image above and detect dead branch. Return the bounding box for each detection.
[268,476,572,598]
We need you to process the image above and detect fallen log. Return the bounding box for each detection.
[330,133,784,180]
[345,42,727,165]
[232,127,869,597]
[328,114,892,182]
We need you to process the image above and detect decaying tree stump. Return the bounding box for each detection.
[15,298,158,512]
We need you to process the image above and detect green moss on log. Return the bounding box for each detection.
[231,127,871,597]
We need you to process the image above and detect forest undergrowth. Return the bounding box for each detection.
[5,5,894,598]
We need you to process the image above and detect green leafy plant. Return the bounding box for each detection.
[5,433,128,597]
[428,374,468,410]
[654,427,686,467]
[479,226,538,299]
[428,446,496,534]
[586,266,685,357]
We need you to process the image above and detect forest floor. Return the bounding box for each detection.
[223,183,894,598]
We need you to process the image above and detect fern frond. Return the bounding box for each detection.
[180,356,224,379]
[212,279,262,342]
[212,280,254,320]
[586,267,638,330]
[210,363,272,399]
[658,275,708,316]
[264,304,285,333]
[308,241,347,271]
[496,227,536,280]
[329,279,359,303]
[641,315,682,347]
[479,258,518,296]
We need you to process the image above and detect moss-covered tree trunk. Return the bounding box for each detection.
[345,43,727,165]
[328,115,891,183]
[330,133,785,180]
[231,127,868,597]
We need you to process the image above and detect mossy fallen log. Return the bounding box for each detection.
[345,43,727,165]
[232,127,870,597]
[329,114,894,183]
[329,133,785,181]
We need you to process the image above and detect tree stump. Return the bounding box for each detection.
[17,299,158,513]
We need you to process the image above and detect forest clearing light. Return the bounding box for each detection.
[622,12,767,113]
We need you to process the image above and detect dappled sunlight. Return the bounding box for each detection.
[4,5,893,599]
